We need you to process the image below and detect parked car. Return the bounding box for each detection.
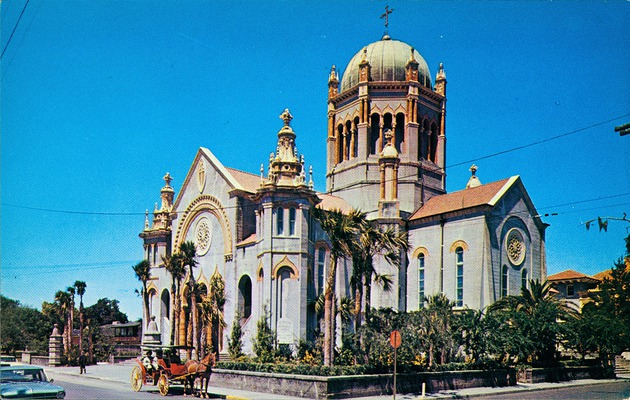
[0,365,65,399]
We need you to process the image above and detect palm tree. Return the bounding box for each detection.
[488,279,577,364]
[351,221,408,331]
[133,260,151,330]
[74,281,87,354]
[54,290,71,356]
[199,269,226,358]
[162,253,185,346]
[66,286,76,354]
[180,241,199,359]
[311,206,360,366]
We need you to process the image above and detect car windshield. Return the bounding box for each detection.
[0,368,48,383]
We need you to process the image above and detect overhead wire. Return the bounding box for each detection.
[1,0,30,60]
[2,114,628,219]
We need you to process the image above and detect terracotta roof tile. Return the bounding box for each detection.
[409,177,513,220]
[316,193,354,213]
[226,168,261,193]
[236,233,257,247]
[547,269,599,283]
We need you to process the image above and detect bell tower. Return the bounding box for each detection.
[326,34,446,219]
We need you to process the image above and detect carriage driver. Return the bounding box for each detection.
[142,350,159,376]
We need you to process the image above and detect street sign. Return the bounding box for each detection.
[390,330,401,349]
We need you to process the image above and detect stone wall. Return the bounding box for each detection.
[210,368,516,399]
[517,366,613,383]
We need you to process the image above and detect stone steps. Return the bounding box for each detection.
[615,356,630,376]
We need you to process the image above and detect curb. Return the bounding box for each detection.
[434,378,628,399]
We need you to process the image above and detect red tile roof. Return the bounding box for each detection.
[409,177,513,220]
[547,269,599,283]
[236,233,257,247]
[226,168,261,193]
[316,193,354,213]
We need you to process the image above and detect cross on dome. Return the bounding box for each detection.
[381,5,394,38]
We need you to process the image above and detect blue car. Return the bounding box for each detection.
[0,365,65,399]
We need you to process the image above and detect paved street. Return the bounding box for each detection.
[44,361,630,400]
[472,381,630,399]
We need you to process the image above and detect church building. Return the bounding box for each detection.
[139,31,547,355]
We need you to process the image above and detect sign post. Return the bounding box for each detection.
[389,330,402,399]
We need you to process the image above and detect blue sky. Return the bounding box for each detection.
[2,1,629,321]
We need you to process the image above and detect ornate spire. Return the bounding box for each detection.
[160,172,174,212]
[328,65,339,99]
[405,47,419,82]
[261,109,308,188]
[435,63,447,95]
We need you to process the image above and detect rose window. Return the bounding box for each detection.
[506,228,525,266]
[194,218,211,256]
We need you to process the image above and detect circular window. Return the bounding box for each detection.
[194,217,212,256]
[505,228,525,266]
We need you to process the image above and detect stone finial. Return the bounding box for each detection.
[385,129,394,145]
[436,63,446,80]
[144,209,149,229]
[163,172,172,187]
[309,165,314,188]
[280,109,293,126]
[466,164,482,189]
[328,65,339,83]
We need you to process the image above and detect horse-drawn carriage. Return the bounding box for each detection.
[130,345,215,397]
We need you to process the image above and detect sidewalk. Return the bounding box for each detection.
[46,361,629,399]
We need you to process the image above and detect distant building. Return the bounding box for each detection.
[547,270,600,310]
[138,30,547,354]
[100,321,142,357]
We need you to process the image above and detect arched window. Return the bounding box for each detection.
[370,114,380,155]
[288,207,296,236]
[317,247,326,296]
[337,124,344,163]
[277,267,292,319]
[238,275,252,320]
[418,253,425,308]
[456,247,464,307]
[501,265,509,297]
[395,113,405,153]
[276,207,284,235]
[160,289,170,320]
[521,269,528,290]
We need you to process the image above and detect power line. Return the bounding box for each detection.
[1,0,30,60]
[446,113,630,169]
[1,203,144,216]
[1,259,137,271]
[2,114,629,216]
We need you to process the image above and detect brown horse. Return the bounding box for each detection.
[184,353,215,398]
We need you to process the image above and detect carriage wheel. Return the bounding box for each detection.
[130,366,143,392]
[157,374,170,396]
